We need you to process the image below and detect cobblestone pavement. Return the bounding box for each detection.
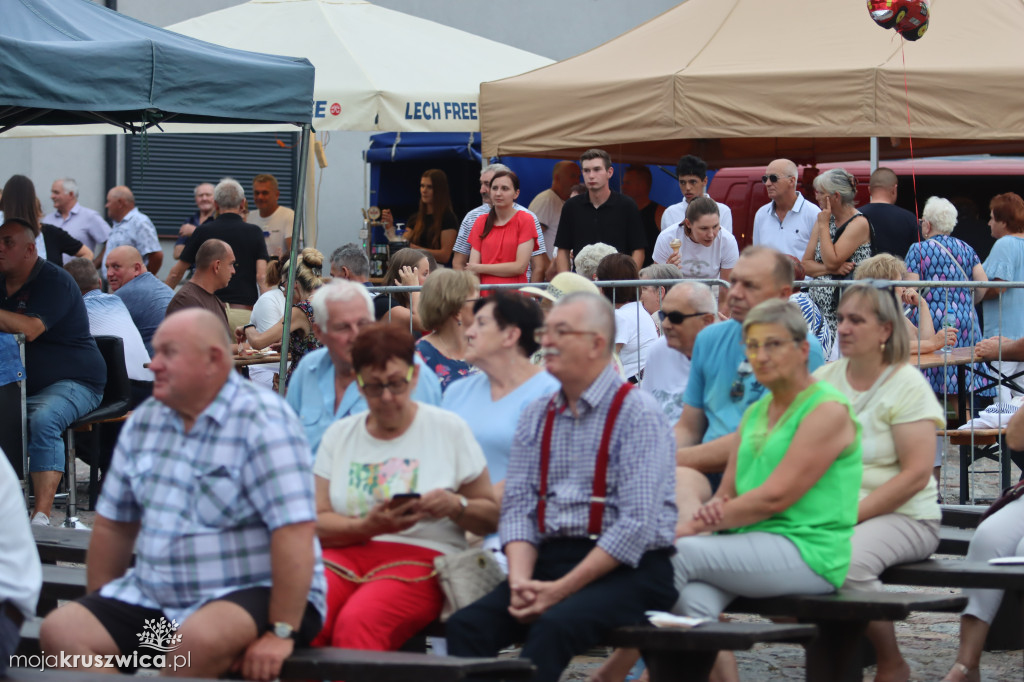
[55,447,1022,681]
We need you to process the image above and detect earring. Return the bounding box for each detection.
[880,340,886,352]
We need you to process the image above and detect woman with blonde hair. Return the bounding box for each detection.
[803,168,873,336]
[239,247,325,385]
[415,268,479,392]
[853,253,956,354]
[815,282,944,682]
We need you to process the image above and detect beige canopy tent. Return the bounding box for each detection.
[480,0,1024,166]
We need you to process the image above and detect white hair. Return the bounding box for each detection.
[922,196,958,235]
[58,178,79,197]
[669,281,716,314]
[574,242,618,280]
[311,279,374,325]
[213,178,246,209]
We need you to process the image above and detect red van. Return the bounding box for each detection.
[708,156,1024,260]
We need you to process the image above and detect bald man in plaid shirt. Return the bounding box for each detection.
[40,309,325,682]
[447,292,679,682]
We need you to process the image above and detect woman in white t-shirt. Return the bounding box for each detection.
[310,324,498,651]
[596,253,658,383]
[814,283,944,682]
[653,196,738,316]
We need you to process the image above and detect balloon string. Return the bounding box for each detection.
[900,36,924,275]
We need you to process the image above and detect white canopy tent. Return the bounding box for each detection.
[167,0,553,134]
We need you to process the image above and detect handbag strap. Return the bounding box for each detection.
[928,237,971,280]
[537,383,634,538]
[323,558,436,584]
[850,364,899,415]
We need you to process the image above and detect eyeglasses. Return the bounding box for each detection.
[742,337,801,357]
[658,309,709,325]
[356,365,414,398]
[533,326,599,344]
[761,174,789,184]
[325,319,373,335]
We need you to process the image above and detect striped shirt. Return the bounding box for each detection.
[500,365,677,567]
[97,371,326,623]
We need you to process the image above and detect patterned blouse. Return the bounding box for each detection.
[415,337,474,393]
[286,300,321,385]
[808,213,872,338]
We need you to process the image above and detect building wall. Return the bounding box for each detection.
[0,0,680,273]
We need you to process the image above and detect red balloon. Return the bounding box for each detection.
[867,0,930,41]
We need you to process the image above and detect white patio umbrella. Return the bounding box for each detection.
[167,0,553,134]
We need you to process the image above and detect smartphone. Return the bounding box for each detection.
[387,493,421,510]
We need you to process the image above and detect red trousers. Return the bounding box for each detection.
[311,540,444,650]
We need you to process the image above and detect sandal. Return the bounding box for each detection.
[941,662,980,682]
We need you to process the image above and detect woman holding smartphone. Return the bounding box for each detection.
[310,324,498,651]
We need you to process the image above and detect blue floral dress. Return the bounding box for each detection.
[904,234,991,396]
[415,338,474,393]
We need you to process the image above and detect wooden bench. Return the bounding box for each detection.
[938,428,1012,503]
[882,558,1024,652]
[730,591,966,682]
[32,525,92,564]
[938,526,974,556]
[941,504,987,529]
[38,564,88,616]
[606,622,817,682]
[17,615,534,681]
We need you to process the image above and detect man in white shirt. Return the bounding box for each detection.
[247,173,294,259]
[751,158,818,259]
[0,449,41,675]
[641,281,717,423]
[660,155,733,234]
[528,160,580,259]
[44,177,110,264]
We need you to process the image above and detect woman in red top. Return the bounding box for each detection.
[467,170,536,289]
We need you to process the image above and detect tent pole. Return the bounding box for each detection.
[278,122,313,394]
[870,137,879,173]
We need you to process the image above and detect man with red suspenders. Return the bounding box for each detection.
[446,292,678,682]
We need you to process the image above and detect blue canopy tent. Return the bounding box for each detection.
[0,0,315,397]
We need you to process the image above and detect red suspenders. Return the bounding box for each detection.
[537,383,634,539]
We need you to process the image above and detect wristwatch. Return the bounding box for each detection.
[453,494,469,520]
[270,622,296,640]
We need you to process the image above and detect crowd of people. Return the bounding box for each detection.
[1,148,1023,682]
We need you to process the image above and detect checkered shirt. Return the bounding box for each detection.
[500,364,677,567]
[96,371,326,623]
[102,207,161,269]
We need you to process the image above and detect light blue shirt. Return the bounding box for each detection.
[683,318,824,443]
[285,346,443,451]
[103,207,161,269]
[441,370,559,483]
[982,235,1024,339]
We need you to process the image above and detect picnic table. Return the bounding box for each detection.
[232,350,283,368]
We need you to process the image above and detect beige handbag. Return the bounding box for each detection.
[433,548,505,621]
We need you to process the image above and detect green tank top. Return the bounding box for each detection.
[729,381,862,589]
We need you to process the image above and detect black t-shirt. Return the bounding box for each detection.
[858,202,921,259]
[179,213,270,306]
[408,210,458,267]
[0,259,105,395]
[40,224,84,265]
[554,191,646,259]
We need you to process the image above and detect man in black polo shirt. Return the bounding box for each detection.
[858,167,921,258]
[554,149,646,274]
[164,178,269,331]
[0,217,105,527]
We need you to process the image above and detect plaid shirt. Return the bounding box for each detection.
[500,364,677,567]
[102,207,161,269]
[97,371,326,623]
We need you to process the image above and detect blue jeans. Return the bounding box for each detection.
[26,380,102,473]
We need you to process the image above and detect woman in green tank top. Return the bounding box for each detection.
[673,299,863,679]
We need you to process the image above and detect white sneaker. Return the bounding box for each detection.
[30,512,50,527]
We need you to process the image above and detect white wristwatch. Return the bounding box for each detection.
[270,621,295,640]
